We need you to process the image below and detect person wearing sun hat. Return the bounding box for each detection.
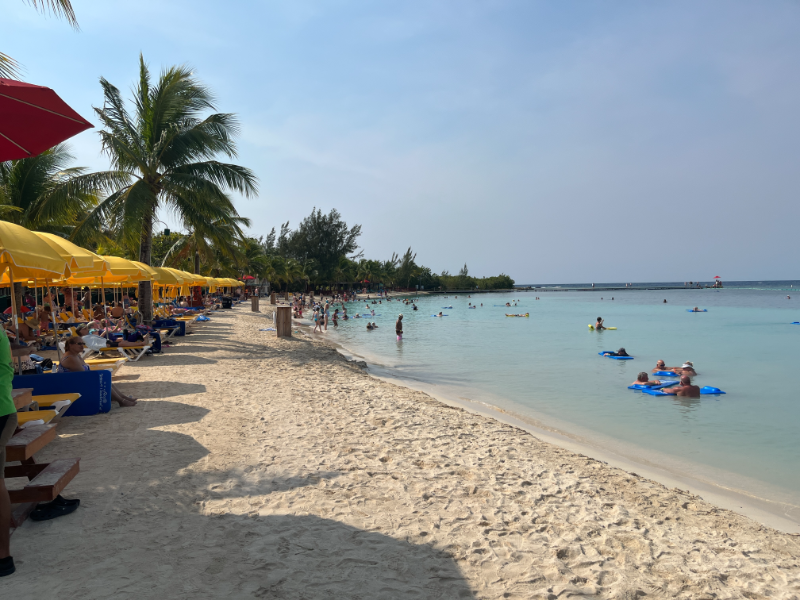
[676,361,697,377]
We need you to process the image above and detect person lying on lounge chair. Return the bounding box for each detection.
[76,326,150,348]
[58,337,137,407]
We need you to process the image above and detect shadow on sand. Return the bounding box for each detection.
[5,398,476,599]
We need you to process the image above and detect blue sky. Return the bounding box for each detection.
[4,0,800,282]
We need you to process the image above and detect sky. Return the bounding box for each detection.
[3,0,800,283]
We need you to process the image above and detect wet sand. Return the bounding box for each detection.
[3,305,799,598]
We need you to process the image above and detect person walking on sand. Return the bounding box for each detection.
[396,314,403,341]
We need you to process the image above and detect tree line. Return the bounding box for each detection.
[1,53,513,322]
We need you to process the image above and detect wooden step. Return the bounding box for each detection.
[5,424,57,462]
[6,458,81,504]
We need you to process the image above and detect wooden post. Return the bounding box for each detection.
[251,296,260,312]
[276,306,292,338]
[270,292,277,305]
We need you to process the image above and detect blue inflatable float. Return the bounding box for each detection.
[642,386,725,396]
[628,381,679,390]
[598,351,634,360]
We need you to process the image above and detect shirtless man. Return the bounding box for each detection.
[660,375,700,398]
[631,372,661,387]
[595,317,605,330]
[652,360,678,373]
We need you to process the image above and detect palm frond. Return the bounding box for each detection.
[26,0,79,28]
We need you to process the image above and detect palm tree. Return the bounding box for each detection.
[2,1,78,78]
[162,216,249,273]
[0,143,99,233]
[76,55,258,321]
[333,256,355,290]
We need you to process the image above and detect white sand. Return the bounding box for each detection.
[4,306,800,598]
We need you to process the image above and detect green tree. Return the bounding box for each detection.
[76,55,258,321]
[0,144,100,233]
[396,247,418,289]
[282,208,361,284]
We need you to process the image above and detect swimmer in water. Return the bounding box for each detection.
[371,322,378,328]
[674,362,697,377]
[595,317,605,330]
[437,312,443,317]
[602,347,629,357]
[366,323,373,330]
[412,304,418,311]
[660,375,700,398]
[631,372,661,387]
[692,307,701,312]
[396,314,403,340]
[652,360,678,373]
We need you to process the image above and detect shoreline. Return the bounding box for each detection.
[286,306,800,534]
[5,305,799,598]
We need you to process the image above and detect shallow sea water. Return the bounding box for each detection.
[324,282,800,509]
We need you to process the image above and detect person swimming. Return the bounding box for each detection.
[652,359,678,373]
[437,312,443,317]
[602,347,629,357]
[366,323,373,330]
[675,362,697,376]
[595,317,605,330]
[631,372,661,387]
[660,375,700,397]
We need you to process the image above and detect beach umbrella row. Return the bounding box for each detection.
[0,220,244,314]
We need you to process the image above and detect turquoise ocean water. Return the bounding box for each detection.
[322,282,800,512]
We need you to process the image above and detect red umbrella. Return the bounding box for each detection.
[242,275,255,280]
[713,276,721,279]
[0,78,92,160]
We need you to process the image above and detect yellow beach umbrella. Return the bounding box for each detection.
[0,220,70,282]
[0,221,70,370]
[131,261,160,280]
[33,232,107,275]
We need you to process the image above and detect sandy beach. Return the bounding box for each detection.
[3,305,800,599]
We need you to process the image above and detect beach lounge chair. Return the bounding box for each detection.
[16,410,57,426]
[32,393,81,412]
[89,343,151,362]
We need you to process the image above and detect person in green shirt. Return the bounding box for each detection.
[0,331,18,577]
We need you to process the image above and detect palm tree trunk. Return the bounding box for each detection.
[194,250,200,274]
[138,208,154,323]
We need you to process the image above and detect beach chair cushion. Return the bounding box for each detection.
[33,393,81,406]
[16,410,57,425]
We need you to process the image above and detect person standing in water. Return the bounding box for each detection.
[395,314,403,341]
[595,317,605,330]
